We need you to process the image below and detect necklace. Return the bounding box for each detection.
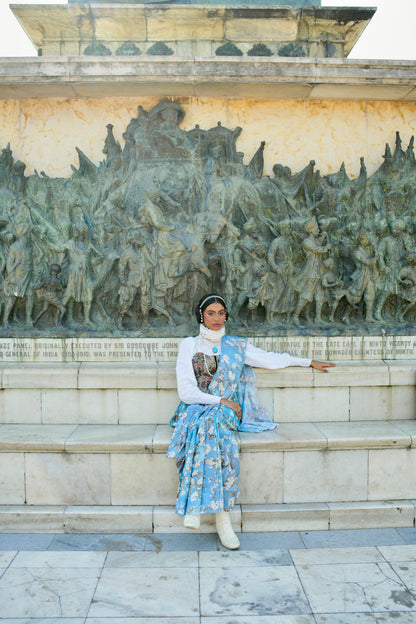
[199,324,225,347]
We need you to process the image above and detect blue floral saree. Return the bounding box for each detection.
[167,335,277,516]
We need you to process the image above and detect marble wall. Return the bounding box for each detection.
[1,97,416,179]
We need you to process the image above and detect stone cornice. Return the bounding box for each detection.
[0,56,415,101]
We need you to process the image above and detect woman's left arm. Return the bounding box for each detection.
[245,343,335,371]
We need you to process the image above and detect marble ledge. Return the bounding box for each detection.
[1,57,416,101]
[0,421,414,453]
[0,359,415,389]
[0,502,414,534]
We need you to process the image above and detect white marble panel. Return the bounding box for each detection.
[118,388,179,424]
[393,420,416,446]
[239,451,283,504]
[369,448,416,500]
[26,453,111,505]
[386,360,416,386]
[274,387,349,422]
[89,567,199,617]
[63,505,153,533]
[363,336,384,360]
[312,361,389,388]
[393,336,416,359]
[0,566,100,618]
[284,450,368,503]
[42,389,118,424]
[78,362,157,389]
[2,363,79,388]
[327,337,353,360]
[199,565,310,616]
[316,421,410,449]
[0,389,41,423]
[0,423,76,451]
[0,505,65,532]
[329,500,415,530]
[297,561,410,614]
[352,336,363,360]
[111,453,177,505]
[290,546,384,566]
[240,423,326,451]
[350,386,391,421]
[65,424,155,452]
[307,337,328,361]
[241,503,329,532]
[391,386,416,420]
[0,453,25,504]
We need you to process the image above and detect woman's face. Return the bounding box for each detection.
[203,302,226,331]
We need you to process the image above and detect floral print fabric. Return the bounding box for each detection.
[167,335,277,516]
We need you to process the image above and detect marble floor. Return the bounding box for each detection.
[1,528,416,622]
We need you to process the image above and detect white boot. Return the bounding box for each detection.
[184,513,200,530]
[215,511,240,549]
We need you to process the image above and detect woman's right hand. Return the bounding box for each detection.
[220,398,242,420]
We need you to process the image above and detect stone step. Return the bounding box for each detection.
[1,422,416,508]
[0,360,415,424]
[0,501,414,534]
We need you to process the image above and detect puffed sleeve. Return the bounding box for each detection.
[245,342,311,369]
[176,337,221,405]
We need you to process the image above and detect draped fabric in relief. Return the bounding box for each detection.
[167,335,277,516]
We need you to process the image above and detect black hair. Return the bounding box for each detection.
[194,293,229,323]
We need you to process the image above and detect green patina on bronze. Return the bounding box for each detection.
[0,101,415,336]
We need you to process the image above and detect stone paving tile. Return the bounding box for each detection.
[143,531,218,551]
[87,619,199,624]
[49,533,147,551]
[10,550,106,568]
[0,550,17,566]
[199,549,292,567]
[236,530,306,551]
[0,533,54,550]
[397,527,416,544]
[297,561,414,614]
[89,567,200,617]
[201,617,315,623]
[105,550,198,567]
[199,564,311,617]
[0,620,85,624]
[0,566,101,618]
[389,561,416,601]
[378,544,416,562]
[315,614,416,623]
[300,528,405,549]
[290,546,384,566]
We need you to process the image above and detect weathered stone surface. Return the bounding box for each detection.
[12,5,372,59]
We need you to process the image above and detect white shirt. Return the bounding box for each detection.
[176,335,311,406]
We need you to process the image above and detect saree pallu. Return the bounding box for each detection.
[167,335,277,516]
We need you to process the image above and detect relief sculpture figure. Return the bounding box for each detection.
[0,99,414,335]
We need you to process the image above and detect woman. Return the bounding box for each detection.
[167,293,334,549]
